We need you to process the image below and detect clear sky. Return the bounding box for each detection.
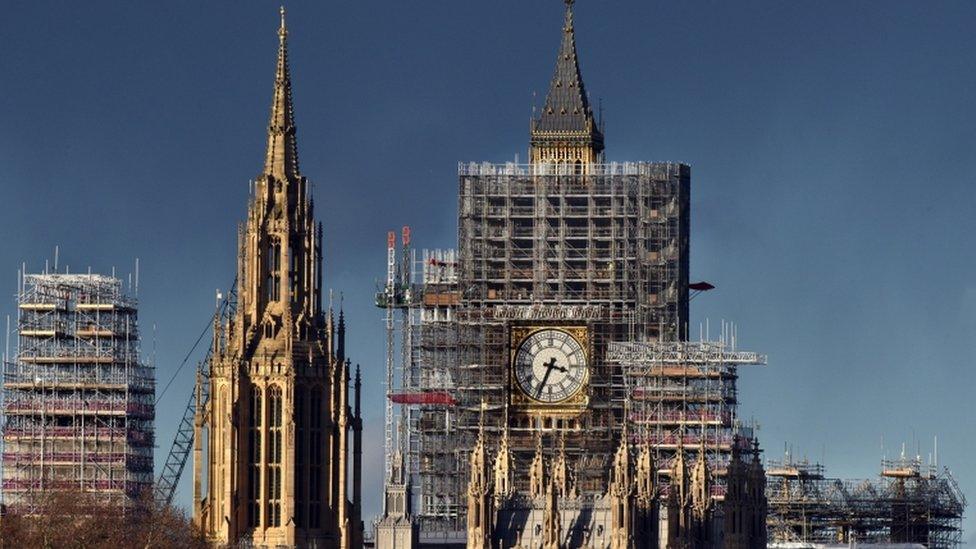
[1,1,974,542]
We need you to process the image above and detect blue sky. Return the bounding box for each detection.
[1,1,974,541]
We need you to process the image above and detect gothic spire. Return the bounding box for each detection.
[263,6,301,181]
[531,0,604,161]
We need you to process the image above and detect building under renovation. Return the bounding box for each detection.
[1,272,154,512]
[375,1,769,547]
[373,1,966,548]
[765,453,966,547]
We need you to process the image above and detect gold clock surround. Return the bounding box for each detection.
[509,325,590,412]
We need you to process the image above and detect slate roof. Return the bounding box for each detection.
[532,0,603,148]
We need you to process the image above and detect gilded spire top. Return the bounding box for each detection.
[264,7,300,181]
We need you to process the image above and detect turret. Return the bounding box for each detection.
[542,476,562,549]
[493,426,514,502]
[466,418,493,549]
[608,433,634,549]
[530,434,546,499]
[552,436,574,499]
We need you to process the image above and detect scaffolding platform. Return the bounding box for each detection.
[1,273,154,513]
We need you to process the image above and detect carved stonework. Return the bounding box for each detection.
[193,9,362,548]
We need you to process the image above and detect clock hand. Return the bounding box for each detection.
[535,358,559,398]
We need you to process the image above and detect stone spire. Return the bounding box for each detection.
[530,0,605,167]
[196,10,359,547]
[466,417,493,549]
[724,436,749,549]
[264,6,301,181]
[634,439,658,548]
[635,439,655,503]
[352,363,363,548]
[493,424,513,502]
[235,6,320,339]
[551,435,574,498]
[529,433,546,499]
[691,440,712,518]
[337,299,346,362]
[666,440,692,548]
[749,440,768,544]
[608,433,634,549]
[542,475,562,549]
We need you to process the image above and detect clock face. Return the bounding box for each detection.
[513,329,587,403]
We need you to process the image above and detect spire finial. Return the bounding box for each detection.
[264,7,300,180]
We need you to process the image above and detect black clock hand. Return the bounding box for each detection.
[536,357,559,398]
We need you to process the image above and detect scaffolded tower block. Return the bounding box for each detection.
[1,273,154,512]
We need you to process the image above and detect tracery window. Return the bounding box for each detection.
[247,386,262,527]
[308,386,324,528]
[266,240,281,302]
[267,385,283,527]
[294,388,306,527]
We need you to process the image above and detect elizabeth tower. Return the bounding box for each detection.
[193,10,364,548]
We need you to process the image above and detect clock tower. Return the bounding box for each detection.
[454,0,689,546]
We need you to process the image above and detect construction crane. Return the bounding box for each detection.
[374,227,415,483]
[153,281,237,508]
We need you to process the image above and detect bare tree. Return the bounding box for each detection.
[0,490,207,549]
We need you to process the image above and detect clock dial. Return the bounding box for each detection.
[513,329,587,403]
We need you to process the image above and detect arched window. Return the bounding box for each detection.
[290,241,300,305]
[266,240,281,302]
[215,386,226,516]
[247,386,262,527]
[267,386,283,527]
[308,386,324,528]
[294,387,306,527]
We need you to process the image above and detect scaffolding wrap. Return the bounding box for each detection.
[765,453,966,548]
[1,273,154,513]
[376,161,694,541]
[609,338,765,501]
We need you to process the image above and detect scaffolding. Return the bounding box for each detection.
[375,161,692,541]
[376,240,464,536]
[765,453,966,547]
[457,162,689,335]
[1,273,154,513]
[609,338,766,498]
[455,161,690,495]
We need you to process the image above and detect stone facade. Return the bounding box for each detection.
[193,9,363,548]
[464,431,766,548]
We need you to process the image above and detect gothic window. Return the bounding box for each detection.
[247,386,262,528]
[266,240,281,302]
[294,387,306,528]
[267,385,283,527]
[308,386,323,528]
[216,386,226,515]
[290,241,300,305]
